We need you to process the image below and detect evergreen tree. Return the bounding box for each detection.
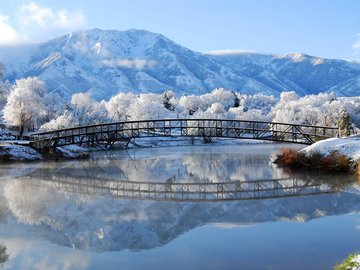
[338,109,351,137]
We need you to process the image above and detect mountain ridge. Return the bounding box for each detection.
[0,28,359,100]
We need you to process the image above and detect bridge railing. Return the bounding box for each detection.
[29,119,338,149]
[26,172,333,202]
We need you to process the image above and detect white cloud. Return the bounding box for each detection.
[19,2,55,28]
[0,1,87,45]
[205,49,254,55]
[352,34,360,50]
[0,15,24,45]
[19,2,86,30]
[102,58,157,69]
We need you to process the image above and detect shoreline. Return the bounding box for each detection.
[0,137,278,163]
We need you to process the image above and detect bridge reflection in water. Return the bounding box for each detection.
[28,172,333,202]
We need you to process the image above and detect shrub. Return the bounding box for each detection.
[274,148,351,172]
[356,163,360,184]
[274,148,299,166]
[321,151,352,172]
[334,253,359,270]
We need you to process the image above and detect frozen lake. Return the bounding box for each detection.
[0,143,359,269]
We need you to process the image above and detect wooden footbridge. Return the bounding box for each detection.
[27,171,333,202]
[29,119,338,149]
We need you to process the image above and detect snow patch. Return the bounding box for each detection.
[301,136,360,161]
[35,53,61,69]
[0,144,42,161]
[276,53,306,62]
[311,58,324,65]
[205,49,255,55]
[0,128,14,140]
[102,58,156,69]
[91,42,101,54]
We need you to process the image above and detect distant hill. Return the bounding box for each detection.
[0,28,359,100]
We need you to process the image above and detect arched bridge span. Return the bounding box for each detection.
[29,119,338,149]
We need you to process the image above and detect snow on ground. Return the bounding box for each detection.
[301,135,360,161]
[0,144,42,161]
[0,128,15,140]
[352,256,360,270]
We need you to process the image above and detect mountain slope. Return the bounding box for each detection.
[0,29,360,100]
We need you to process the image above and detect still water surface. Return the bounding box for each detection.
[0,143,359,269]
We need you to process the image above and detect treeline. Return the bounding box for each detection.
[1,76,360,133]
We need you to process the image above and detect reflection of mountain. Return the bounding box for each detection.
[1,177,360,252]
[0,145,358,253]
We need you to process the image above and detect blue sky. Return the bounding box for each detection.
[1,0,360,60]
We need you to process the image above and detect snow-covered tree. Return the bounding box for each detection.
[0,63,8,112]
[178,95,201,115]
[240,94,277,114]
[338,109,351,137]
[162,90,176,111]
[193,102,227,119]
[70,93,109,125]
[271,92,338,126]
[41,93,109,131]
[105,92,136,121]
[3,77,49,135]
[229,107,271,122]
[128,94,171,120]
[199,88,237,111]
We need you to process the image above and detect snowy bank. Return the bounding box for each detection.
[301,136,360,162]
[335,253,360,270]
[0,128,14,140]
[0,144,42,161]
[352,255,360,270]
[0,144,89,162]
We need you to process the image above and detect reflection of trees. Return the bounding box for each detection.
[3,145,359,253]
[0,193,8,224]
[4,175,360,252]
[283,171,356,191]
[47,146,291,184]
[4,180,62,226]
[0,244,9,266]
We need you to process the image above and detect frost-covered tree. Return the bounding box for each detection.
[178,95,201,115]
[229,107,271,122]
[0,63,8,112]
[70,93,109,125]
[338,109,351,137]
[162,90,176,111]
[41,93,109,131]
[128,94,171,120]
[199,88,237,111]
[3,77,49,135]
[194,102,227,119]
[240,94,277,115]
[271,91,340,126]
[105,92,136,121]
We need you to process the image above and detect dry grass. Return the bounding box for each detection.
[274,148,352,172]
[356,163,360,184]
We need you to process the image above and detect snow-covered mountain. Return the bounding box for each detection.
[1,28,360,100]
